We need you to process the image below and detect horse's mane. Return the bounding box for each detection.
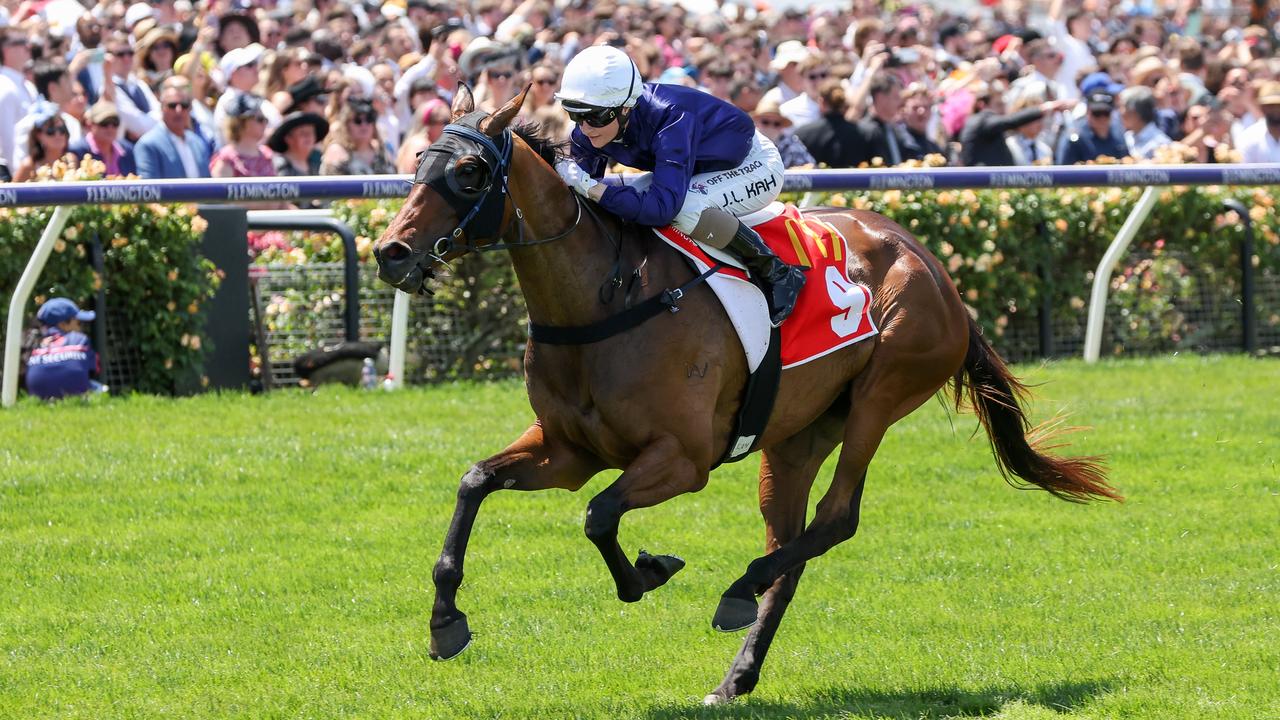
[511,122,567,168]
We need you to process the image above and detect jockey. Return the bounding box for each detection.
[554,46,806,327]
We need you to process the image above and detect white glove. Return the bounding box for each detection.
[555,160,599,197]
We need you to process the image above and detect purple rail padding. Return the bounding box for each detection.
[3,165,1280,207]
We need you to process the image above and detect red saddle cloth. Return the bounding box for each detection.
[656,203,878,368]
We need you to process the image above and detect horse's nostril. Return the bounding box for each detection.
[380,240,413,263]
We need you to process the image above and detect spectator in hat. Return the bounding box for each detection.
[25,298,103,401]
[269,110,328,177]
[214,44,282,146]
[210,92,274,178]
[68,101,136,177]
[284,75,329,115]
[134,26,179,91]
[1119,86,1172,159]
[518,60,561,121]
[0,31,39,177]
[320,96,395,175]
[778,55,827,128]
[751,96,813,169]
[133,80,211,179]
[1056,89,1129,164]
[1006,90,1055,165]
[10,61,85,168]
[11,103,76,181]
[1238,82,1280,163]
[760,40,809,107]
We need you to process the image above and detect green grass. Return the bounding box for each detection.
[1,356,1277,719]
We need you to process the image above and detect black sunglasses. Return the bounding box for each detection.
[164,100,192,110]
[41,123,69,135]
[565,105,619,128]
[1089,108,1111,118]
[488,70,513,80]
[534,77,558,86]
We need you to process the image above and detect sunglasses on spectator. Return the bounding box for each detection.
[110,48,134,57]
[534,77,558,86]
[164,100,192,110]
[41,123,69,135]
[488,70,513,80]
[351,114,377,125]
[96,118,120,128]
[565,105,619,128]
[1089,109,1111,118]
[807,71,829,81]
[757,118,785,128]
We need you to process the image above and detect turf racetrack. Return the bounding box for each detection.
[2,356,1277,719]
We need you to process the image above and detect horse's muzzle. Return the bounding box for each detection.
[374,240,429,293]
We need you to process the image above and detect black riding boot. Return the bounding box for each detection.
[726,221,807,327]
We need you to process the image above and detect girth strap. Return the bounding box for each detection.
[528,264,723,345]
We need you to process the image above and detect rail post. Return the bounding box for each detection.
[1221,199,1257,354]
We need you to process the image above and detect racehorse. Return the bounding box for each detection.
[372,86,1121,704]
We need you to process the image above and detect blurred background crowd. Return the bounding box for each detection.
[2,0,1280,185]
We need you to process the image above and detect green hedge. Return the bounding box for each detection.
[0,165,220,394]
[6,171,1276,398]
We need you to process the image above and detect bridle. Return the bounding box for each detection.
[410,110,581,264]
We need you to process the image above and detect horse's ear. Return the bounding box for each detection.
[480,84,530,137]
[451,83,475,120]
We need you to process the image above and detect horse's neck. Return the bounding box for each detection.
[506,177,643,328]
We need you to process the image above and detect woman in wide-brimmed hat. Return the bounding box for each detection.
[751,97,814,168]
[269,111,328,177]
[133,26,179,92]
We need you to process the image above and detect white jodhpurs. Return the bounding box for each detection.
[626,130,785,235]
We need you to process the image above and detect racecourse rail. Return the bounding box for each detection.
[5,164,1280,407]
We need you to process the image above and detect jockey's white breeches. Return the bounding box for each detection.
[625,130,785,234]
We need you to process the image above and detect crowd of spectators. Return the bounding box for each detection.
[2,0,1280,185]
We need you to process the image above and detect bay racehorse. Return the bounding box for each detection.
[372,86,1121,703]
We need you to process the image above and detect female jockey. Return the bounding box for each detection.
[553,45,806,326]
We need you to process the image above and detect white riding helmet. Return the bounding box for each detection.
[555,45,642,109]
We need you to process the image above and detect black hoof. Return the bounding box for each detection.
[636,550,686,592]
[712,595,758,632]
[429,615,472,661]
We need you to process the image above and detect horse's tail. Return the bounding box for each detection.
[953,315,1122,503]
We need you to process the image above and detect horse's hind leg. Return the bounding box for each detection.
[584,433,708,602]
[706,415,844,705]
[711,396,901,632]
[430,423,600,660]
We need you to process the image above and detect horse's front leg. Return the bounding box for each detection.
[584,434,708,602]
[431,422,600,660]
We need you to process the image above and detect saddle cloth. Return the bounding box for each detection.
[653,202,878,373]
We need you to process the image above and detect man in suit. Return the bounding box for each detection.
[855,73,905,166]
[959,82,1074,166]
[133,82,211,179]
[898,82,946,162]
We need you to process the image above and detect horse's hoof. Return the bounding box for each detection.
[429,615,473,661]
[712,595,758,632]
[703,692,735,706]
[636,550,685,591]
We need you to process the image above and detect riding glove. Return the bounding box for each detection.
[555,160,599,197]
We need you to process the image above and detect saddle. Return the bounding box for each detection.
[654,202,878,465]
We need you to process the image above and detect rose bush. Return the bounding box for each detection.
[0,159,220,394]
